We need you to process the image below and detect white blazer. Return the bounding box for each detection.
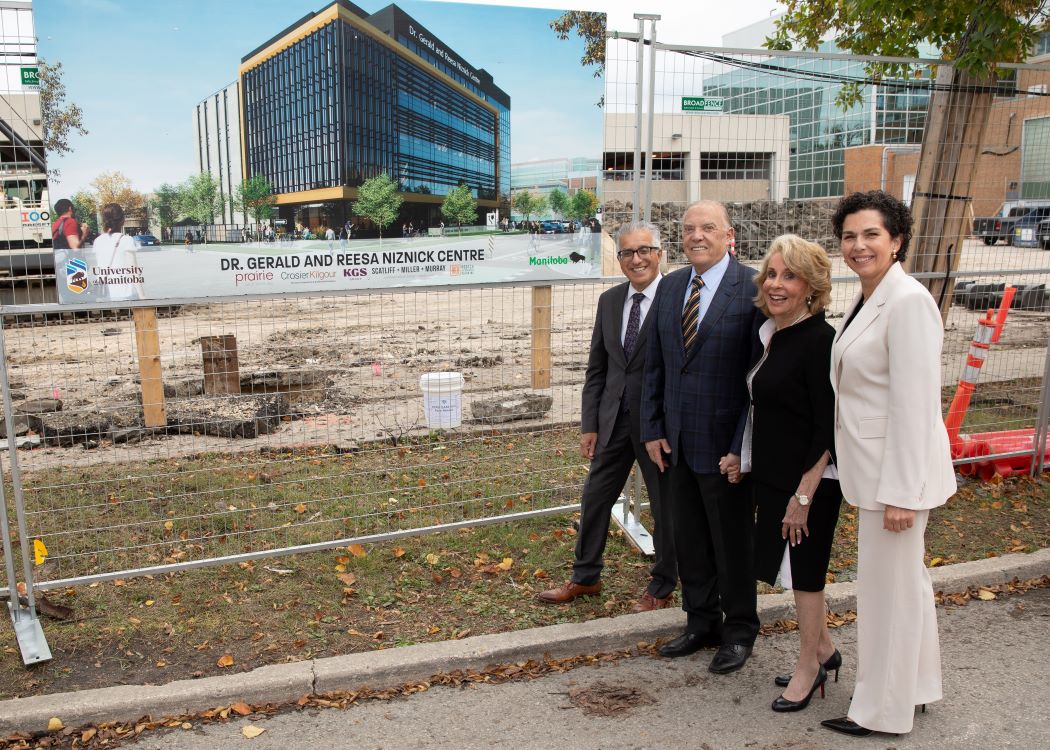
[831,262,957,511]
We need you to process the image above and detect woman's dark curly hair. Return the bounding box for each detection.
[831,190,912,263]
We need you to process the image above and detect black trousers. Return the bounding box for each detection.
[572,410,677,598]
[664,458,759,646]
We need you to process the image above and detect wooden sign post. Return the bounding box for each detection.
[531,285,552,389]
[132,308,167,428]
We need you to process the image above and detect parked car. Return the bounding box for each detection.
[539,220,562,233]
[1037,217,1050,249]
[973,201,1050,245]
[1012,205,1050,247]
[132,233,161,248]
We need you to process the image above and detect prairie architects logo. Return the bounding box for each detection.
[65,258,88,293]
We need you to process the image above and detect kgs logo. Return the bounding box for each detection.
[343,268,368,278]
[66,258,88,294]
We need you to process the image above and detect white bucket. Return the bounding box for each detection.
[419,372,464,429]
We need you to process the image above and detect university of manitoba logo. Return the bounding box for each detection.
[65,257,88,294]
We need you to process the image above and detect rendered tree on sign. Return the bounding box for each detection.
[234,175,277,231]
[150,183,183,238]
[568,189,599,223]
[179,172,225,226]
[548,188,570,219]
[70,191,98,234]
[91,171,146,215]
[37,58,87,177]
[769,0,1049,315]
[352,173,403,239]
[441,184,478,228]
[513,191,546,225]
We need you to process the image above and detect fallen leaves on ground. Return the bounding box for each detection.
[4,579,1047,750]
[565,681,656,717]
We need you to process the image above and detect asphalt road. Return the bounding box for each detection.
[127,586,1050,750]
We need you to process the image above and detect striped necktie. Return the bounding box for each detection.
[682,275,704,352]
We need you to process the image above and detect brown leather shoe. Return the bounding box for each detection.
[631,591,673,613]
[535,580,601,604]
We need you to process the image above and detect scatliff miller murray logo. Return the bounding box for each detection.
[66,258,88,294]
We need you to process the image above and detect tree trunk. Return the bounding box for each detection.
[906,65,996,319]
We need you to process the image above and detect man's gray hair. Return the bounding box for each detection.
[616,221,662,248]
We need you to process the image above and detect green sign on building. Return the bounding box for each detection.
[20,67,39,87]
[682,96,724,113]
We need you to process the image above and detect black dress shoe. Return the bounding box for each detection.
[774,649,842,687]
[657,631,721,658]
[821,717,872,737]
[708,643,752,674]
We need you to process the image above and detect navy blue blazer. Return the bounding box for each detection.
[640,257,764,473]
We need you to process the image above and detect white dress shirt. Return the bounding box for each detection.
[620,274,662,345]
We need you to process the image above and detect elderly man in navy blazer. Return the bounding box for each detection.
[537,221,677,611]
[641,200,764,674]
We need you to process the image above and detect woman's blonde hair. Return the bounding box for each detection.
[753,234,832,317]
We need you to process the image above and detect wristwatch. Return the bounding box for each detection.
[794,493,810,506]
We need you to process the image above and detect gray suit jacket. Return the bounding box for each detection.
[581,281,655,447]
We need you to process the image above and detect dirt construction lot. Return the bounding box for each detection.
[2,237,1046,468]
[0,236,1045,586]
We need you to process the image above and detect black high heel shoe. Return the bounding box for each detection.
[774,649,841,687]
[771,665,827,712]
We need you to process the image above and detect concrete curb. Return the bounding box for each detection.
[2,549,1047,734]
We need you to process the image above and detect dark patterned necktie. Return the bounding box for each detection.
[623,292,645,359]
[682,275,705,351]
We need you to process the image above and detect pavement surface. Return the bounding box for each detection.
[1,549,1048,748]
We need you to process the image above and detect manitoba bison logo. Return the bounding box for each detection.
[66,258,88,294]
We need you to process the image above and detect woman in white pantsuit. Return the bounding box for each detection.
[822,191,957,738]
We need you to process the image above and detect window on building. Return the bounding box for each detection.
[699,153,772,181]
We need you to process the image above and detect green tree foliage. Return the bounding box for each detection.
[513,191,546,224]
[768,0,1049,105]
[550,11,606,78]
[150,183,183,233]
[37,59,87,177]
[441,184,478,227]
[547,188,570,219]
[234,175,277,227]
[352,173,403,238]
[179,172,225,225]
[568,189,599,222]
[70,191,98,234]
[550,11,607,106]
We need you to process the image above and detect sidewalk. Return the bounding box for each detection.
[1,548,1047,736]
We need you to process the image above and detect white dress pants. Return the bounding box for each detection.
[848,507,942,734]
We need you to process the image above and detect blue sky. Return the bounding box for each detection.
[36,0,604,197]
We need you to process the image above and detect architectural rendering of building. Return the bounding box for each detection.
[234,1,510,234]
[510,157,600,218]
[193,82,245,227]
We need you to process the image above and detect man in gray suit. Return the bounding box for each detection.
[537,222,677,611]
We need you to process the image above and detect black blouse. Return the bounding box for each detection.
[749,311,836,492]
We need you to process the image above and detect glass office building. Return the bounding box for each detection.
[511,157,600,211]
[702,44,932,199]
[239,1,510,233]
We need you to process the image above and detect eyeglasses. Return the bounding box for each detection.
[616,246,659,260]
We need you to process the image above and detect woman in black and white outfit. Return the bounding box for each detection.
[724,234,842,713]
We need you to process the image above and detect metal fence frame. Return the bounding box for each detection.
[4,33,1050,665]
